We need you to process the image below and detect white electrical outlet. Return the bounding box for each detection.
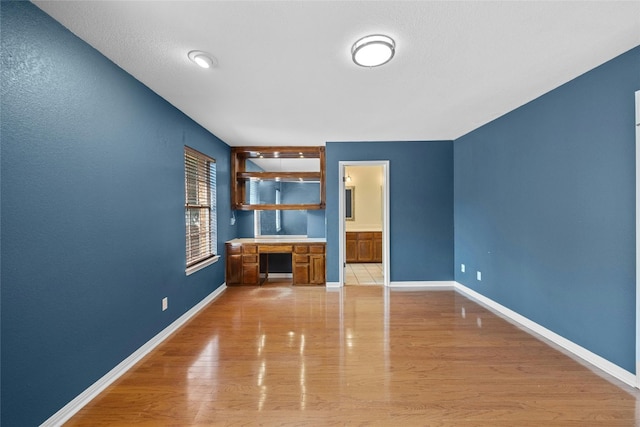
[162,297,168,311]
[461,264,465,273]
[477,271,482,281]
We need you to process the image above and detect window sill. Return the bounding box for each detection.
[186,255,220,276]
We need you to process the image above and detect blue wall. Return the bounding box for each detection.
[0,2,235,425]
[454,46,639,373]
[326,141,454,283]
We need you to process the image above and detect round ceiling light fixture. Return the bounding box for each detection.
[188,50,218,69]
[351,34,395,67]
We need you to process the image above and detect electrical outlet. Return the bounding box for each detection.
[162,297,168,311]
[461,264,465,273]
[476,271,482,281]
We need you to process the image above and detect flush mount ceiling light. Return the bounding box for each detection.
[351,34,395,67]
[188,50,218,69]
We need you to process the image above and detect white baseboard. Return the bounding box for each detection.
[326,281,341,288]
[42,284,228,427]
[454,281,637,389]
[389,281,456,290]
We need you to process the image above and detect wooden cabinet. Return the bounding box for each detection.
[292,244,325,285]
[226,243,260,285]
[226,241,325,286]
[346,232,382,263]
[346,233,358,262]
[231,146,325,211]
[357,232,374,262]
[373,233,383,263]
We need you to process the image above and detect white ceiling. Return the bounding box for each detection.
[33,1,640,147]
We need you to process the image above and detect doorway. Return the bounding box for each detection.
[338,161,390,287]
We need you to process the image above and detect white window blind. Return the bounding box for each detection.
[185,147,217,267]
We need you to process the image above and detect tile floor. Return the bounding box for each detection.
[345,263,383,285]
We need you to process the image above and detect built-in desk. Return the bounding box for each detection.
[226,238,326,286]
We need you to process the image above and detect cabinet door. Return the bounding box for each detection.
[293,254,310,285]
[242,259,259,285]
[310,255,325,285]
[346,233,358,263]
[227,254,242,285]
[373,233,383,263]
[357,239,373,262]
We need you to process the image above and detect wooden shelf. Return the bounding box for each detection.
[231,146,325,211]
[236,172,321,181]
[233,203,325,211]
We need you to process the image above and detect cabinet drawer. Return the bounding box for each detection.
[242,254,258,264]
[294,254,309,263]
[260,245,292,253]
[227,244,242,255]
[294,245,309,254]
[309,245,325,254]
[242,245,258,254]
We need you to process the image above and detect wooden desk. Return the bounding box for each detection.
[226,238,326,286]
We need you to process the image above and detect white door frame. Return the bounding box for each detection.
[338,161,390,287]
[635,90,639,388]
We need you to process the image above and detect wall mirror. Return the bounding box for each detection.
[345,186,355,221]
[254,209,308,236]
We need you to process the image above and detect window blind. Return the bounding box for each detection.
[185,147,217,267]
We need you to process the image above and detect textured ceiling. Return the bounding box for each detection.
[33,1,640,147]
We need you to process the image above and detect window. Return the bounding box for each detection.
[185,147,217,269]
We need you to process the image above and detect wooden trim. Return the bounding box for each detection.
[236,172,321,181]
[233,146,322,158]
[234,203,325,211]
[319,147,326,210]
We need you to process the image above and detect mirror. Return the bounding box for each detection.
[345,186,355,221]
[244,179,321,205]
[254,209,308,236]
[247,176,317,235]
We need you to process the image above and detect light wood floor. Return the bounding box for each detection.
[65,285,639,426]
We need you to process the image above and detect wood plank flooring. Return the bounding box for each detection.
[65,285,639,426]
